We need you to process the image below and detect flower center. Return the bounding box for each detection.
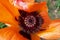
[18,10,44,33]
[24,16,36,27]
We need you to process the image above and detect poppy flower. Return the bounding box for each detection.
[0,0,60,40]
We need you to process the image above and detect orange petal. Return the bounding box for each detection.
[0,2,19,28]
[0,0,20,18]
[0,27,27,40]
[35,19,60,39]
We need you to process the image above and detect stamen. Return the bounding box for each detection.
[24,16,36,27]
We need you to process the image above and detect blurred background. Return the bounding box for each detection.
[47,0,60,20]
[36,0,60,20]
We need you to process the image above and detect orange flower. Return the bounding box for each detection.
[0,0,60,40]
